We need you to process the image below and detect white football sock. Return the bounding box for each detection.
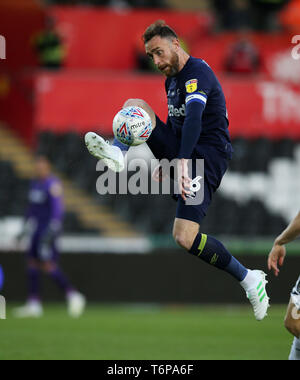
[289,337,300,360]
[240,269,257,291]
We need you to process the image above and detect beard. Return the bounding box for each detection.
[160,52,180,77]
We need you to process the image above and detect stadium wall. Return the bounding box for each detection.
[49,6,212,70]
[1,251,299,305]
[49,7,295,75]
[34,72,300,138]
[0,3,44,72]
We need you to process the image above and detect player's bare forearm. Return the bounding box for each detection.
[275,212,300,246]
[177,158,192,201]
[268,212,300,276]
[123,98,157,129]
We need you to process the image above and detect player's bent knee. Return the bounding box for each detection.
[123,98,145,108]
[173,233,186,250]
[173,231,196,251]
[123,98,156,129]
[285,320,300,338]
[173,219,199,251]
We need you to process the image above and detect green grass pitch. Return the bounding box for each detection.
[0,304,291,360]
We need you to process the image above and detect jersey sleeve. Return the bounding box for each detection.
[184,62,212,107]
[178,64,213,159]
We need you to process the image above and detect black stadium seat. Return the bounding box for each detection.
[230,137,299,173]
[0,155,93,234]
[273,138,296,159]
[35,132,296,237]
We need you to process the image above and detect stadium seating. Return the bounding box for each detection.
[0,125,140,237]
[37,131,291,237]
[228,137,297,173]
[0,160,28,216]
[0,158,95,234]
[1,4,298,239]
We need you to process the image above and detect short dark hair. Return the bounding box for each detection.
[143,20,178,44]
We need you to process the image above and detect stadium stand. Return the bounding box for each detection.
[36,130,292,237]
[0,125,140,237]
[0,2,299,240]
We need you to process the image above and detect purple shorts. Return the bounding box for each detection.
[28,232,60,263]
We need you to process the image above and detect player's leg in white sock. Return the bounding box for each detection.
[123,98,157,130]
[285,297,300,359]
[124,98,181,162]
[289,337,300,360]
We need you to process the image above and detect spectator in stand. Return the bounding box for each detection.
[225,35,261,74]
[33,17,65,70]
[44,0,167,6]
[127,0,167,7]
[213,0,253,30]
[280,0,300,31]
[250,0,291,30]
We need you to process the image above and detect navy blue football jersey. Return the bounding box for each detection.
[165,56,233,158]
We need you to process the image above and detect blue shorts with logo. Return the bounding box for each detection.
[147,117,232,225]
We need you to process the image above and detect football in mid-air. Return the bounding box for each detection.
[113,106,152,146]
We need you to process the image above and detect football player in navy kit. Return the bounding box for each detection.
[85,20,269,320]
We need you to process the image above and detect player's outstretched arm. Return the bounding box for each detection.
[123,99,157,129]
[268,212,300,276]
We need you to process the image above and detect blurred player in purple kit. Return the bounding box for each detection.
[14,155,85,318]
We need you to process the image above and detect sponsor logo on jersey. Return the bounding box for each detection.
[185,79,198,94]
[168,104,186,117]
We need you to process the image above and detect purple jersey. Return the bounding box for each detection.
[26,176,64,232]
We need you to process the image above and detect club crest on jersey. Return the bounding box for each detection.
[185,79,198,94]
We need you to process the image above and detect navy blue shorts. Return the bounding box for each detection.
[175,145,229,224]
[147,117,231,225]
